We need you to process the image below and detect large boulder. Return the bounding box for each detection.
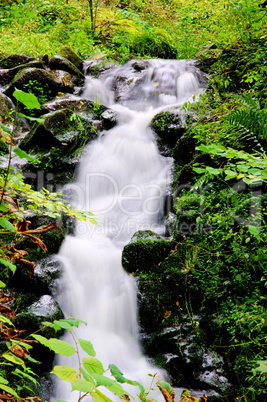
[0,53,34,69]
[58,46,84,71]
[4,68,74,100]
[15,294,63,337]
[20,108,94,154]
[122,230,174,274]
[150,111,185,156]
[0,60,45,86]
[49,55,85,86]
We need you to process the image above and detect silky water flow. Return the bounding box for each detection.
[52,59,206,401]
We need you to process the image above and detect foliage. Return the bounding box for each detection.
[31,317,175,402]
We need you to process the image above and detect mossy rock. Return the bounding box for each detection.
[0,60,45,86]
[58,46,83,71]
[150,111,185,155]
[0,92,13,121]
[172,130,196,165]
[0,53,34,69]
[122,230,174,273]
[49,55,85,86]
[15,294,63,336]
[3,67,73,100]
[20,108,95,162]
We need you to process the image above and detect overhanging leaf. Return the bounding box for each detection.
[71,378,95,393]
[31,334,76,356]
[13,148,39,163]
[0,258,16,274]
[0,383,20,398]
[0,218,16,231]
[91,389,113,402]
[78,338,96,357]
[17,112,45,124]
[13,89,41,109]
[92,373,126,397]
[83,357,104,375]
[51,365,78,382]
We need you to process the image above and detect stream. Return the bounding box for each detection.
[52,59,206,401]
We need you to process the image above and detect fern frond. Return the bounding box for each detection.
[228,93,261,111]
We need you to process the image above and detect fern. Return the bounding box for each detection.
[224,94,267,155]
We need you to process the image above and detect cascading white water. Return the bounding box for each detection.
[52,59,206,401]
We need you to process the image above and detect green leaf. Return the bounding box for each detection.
[254,360,267,373]
[12,368,38,386]
[59,317,87,328]
[0,258,16,274]
[55,400,67,402]
[192,167,206,174]
[31,334,76,356]
[248,225,261,236]
[17,112,45,124]
[92,373,126,397]
[206,166,221,175]
[0,280,6,288]
[53,320,73,331]
[0,204,8,212]
[13,89,41,109]
[51,365,78,382]
[13,148,39,163]
[0,314,14,326]
[78,338,96,357]
[109,364,143,392]
[224,169,237,178]
[81,367,94,383]
[71,378,95,393]
[0,384,20,398]
[2,352,24,365]
[83,357,104,375]
[0,218,16,231]
[0,376,9,385]
[91,389,113,402]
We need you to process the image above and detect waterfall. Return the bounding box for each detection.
[52,59,206,401]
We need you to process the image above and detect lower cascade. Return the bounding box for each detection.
[52,59,206,401]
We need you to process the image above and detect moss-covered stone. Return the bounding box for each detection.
[20,108,95,160]
[122,230,174,273]
[0,92,13,121]
[58,46,83,71]
[150,111,185,156]
[3,67,73,100]
[15,294,63,335]
[0,53,34,69]
[0,60,45,86]
[49,55,85,86]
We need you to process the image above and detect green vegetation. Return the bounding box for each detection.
[0,0,265,61]
[0,0,266,401]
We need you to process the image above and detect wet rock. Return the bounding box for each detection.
[172,131,196,165]
[142,317,232,398]
[49,55,85,86]
[58,45,83,71]
[11,257,62,303]
[0,53,34,69]
[0,92,13,121]
[3,68,73,100]
[0,60,45,86]
[20,108,94,154]
[15,294,63,336]
[122,230,173,273]
[101,109,118,130]
[150,111,185,156]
